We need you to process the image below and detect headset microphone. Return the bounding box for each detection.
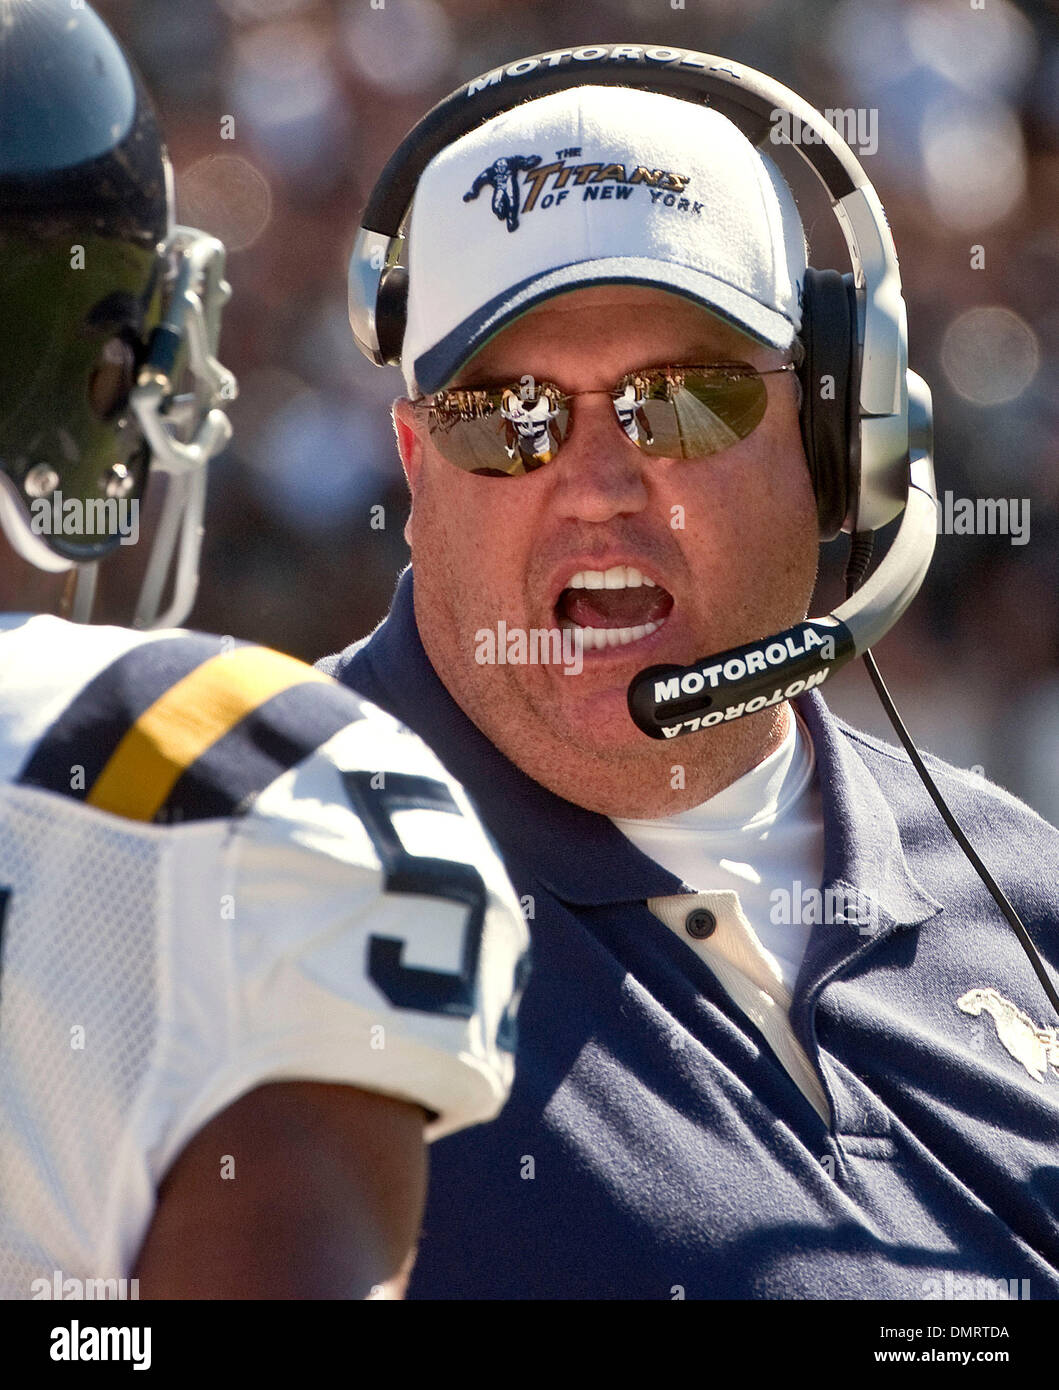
[627,376,937,739]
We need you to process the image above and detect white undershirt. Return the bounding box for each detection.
[611,706,831,1124]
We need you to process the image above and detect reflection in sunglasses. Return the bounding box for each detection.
[411,363,793,474]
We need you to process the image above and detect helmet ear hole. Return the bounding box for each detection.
[88,334,138,420]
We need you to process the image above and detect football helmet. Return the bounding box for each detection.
[0,0,236,627]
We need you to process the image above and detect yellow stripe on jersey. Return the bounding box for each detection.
[86,647,331,821]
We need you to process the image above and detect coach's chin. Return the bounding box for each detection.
[392,284,819,820]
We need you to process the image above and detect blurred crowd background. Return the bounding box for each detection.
[95,0,1059,821]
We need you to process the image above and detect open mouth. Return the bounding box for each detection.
[555,564,674,652]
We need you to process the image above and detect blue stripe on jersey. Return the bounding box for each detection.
[16,632,239,802]
[156,677,366,824]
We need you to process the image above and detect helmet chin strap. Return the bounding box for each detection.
[0,480,98,625]
[0,475,75,574]
[131,465,208,631]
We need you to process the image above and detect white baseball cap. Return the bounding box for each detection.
[401,84,808,395]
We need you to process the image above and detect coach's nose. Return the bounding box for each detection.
[551,394,650,524]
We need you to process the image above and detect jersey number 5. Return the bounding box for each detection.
[342,772,485,1019]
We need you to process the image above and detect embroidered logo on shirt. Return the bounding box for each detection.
[957,987,1059,1081]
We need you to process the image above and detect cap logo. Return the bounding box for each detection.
[463,154,542,231]
[463,149,696,233]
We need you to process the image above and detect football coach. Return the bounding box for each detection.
[321,47,1059,1299]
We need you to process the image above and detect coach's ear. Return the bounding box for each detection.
[391,399,422,492]
[391,399,423,548]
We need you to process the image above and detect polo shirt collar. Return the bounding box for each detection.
[797,691,943,932]
[345,565,943,933]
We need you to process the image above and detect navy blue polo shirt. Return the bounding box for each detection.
[320,567,1059,1300]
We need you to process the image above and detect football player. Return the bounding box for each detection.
[0,0,528,1300]
[611,378,654,447]
[500,386,561,467]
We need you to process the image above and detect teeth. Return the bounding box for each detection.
[560,619,664,651]
[566,565,655,591]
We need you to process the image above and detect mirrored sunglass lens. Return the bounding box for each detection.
[623,371,769,458]
[428,399,570,476]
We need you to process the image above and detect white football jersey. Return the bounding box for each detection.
[0,613,529,1297]
[501,395,559,459]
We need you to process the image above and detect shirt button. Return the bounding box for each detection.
[684,907,717,939]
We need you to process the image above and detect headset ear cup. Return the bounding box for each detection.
[376,265,408,367]
[797,268,855,540]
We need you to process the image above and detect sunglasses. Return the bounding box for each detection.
[407,361,796,477]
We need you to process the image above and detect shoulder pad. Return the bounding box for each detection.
[18,628,368,824]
